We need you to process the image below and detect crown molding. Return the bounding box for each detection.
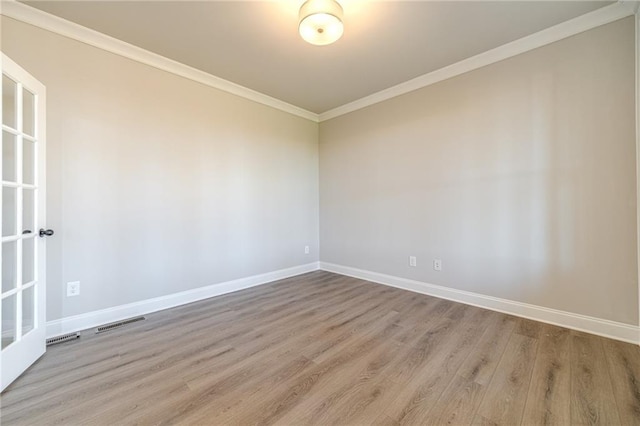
[1,1,635,124]
[0,0,320,123]
[319,1,637,122]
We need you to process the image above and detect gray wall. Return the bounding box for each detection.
[2,17,320,321]
[319,17,638,325]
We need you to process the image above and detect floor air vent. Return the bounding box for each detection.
[96,316,145,334]
[46,333,80,346]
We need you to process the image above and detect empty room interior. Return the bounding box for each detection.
[1,0,640,424]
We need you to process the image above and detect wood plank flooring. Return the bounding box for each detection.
[1,271,639,425]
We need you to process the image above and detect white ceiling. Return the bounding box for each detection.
[24,1,612,114]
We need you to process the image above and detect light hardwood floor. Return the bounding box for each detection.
[1,271,639,425]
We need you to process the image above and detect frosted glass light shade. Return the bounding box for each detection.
[299,0,344,46]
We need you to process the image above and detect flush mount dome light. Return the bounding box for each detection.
[299,0,344,46]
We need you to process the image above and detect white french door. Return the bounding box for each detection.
[1,53,47,392]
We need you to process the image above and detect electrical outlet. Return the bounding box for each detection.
[304,245,310,255]
[434,259,442,271]
[409,256,417,267]
[67,281,80,297]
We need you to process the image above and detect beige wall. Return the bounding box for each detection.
[320,17,638,325]
[2,15,637,328]
[2,17,320,321]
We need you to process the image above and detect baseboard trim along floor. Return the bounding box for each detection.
[45,262,320,338]
[319,262,640,345]
[46,260,639,345]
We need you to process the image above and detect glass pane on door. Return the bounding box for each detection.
[2,131,17,182]
[23,141,35,185]
[22,88,35,138]
[2,75,17,129]
[22,188,35,235]
[22,285,35,336]
[2,294,17,349]
[22,238,35,284]
[2,241,17,293]
[2,187,17,237]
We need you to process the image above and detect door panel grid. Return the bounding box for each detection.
[1,72,39,351]
[1,53,46,392]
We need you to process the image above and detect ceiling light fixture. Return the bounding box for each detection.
[298,0,344,46]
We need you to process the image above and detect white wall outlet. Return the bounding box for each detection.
[67,281,80,297]
[304,245,310,255]
[409,256,417,267]
[434,259,442,271]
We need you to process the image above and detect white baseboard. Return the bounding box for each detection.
[46,262,320,338]
[47,260,639,345]
[320,262,640,345]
